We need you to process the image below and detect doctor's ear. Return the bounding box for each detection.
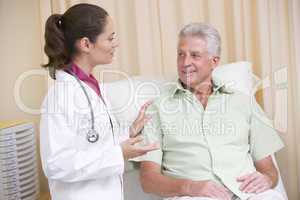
[75,37,93,53]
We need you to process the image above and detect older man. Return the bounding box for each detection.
[134,23,285,200]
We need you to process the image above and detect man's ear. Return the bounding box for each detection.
[211,56,220,70]
[76,37,92,53]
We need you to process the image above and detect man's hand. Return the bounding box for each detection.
[129,101,152,138]
[185,180,232,200]
[237,171,273,194]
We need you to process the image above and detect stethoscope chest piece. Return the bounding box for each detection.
[87,129,99,143]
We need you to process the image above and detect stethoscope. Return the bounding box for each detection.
[70,70,114,143]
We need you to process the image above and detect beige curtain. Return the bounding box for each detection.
[39,0,300,199]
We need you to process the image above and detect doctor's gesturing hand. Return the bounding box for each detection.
[121,101,159,160]
[129,101,153,137]
[121,136,159,160]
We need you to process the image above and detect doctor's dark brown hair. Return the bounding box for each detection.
[42,3,108,79]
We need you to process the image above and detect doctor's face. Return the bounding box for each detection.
[89,16,119,65]
[177,36,219,89]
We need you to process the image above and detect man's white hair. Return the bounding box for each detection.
[179,22,221,57]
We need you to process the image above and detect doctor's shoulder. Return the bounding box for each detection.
[40,71,76,114]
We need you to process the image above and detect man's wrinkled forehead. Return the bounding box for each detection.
[177,36,208,52]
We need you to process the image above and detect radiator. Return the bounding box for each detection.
[0,122,39,200]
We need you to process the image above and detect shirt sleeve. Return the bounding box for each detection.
[249,96,285,161]
[130,103,163,165]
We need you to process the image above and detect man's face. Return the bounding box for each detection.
[177,36,219,90]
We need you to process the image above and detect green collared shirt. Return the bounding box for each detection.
[135,81,284,200]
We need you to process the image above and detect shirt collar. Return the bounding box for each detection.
[65,63,92,81]
[64,63,101,96]
[171,79,229,97]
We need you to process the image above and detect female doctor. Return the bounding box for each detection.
[40,3,158,200]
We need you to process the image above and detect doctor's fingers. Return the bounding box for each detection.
[134,143,160,155]
[130,115,151,137]
[130,110,152,138]
[138,101,153,116]
[123,136,144,145]
[128,136,144,145]
[135,101,153,122]
[121,136,145,147]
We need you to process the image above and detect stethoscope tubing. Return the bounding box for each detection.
[71,71,95,130]
[69,70,115,143]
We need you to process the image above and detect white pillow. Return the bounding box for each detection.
[212,61,256,96]
[103,77,167,124]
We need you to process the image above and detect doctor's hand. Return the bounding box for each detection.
[185,180,232,200]
[120,136,159,160]
[129,101,153,138]
[237,171,272,194]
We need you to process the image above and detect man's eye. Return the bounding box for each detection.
[178,53,184,57]
[192,54,201,58]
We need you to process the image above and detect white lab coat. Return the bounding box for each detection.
[40,70,129,200]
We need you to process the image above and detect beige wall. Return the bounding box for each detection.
[0,0,46,120]
[0,0,48,194]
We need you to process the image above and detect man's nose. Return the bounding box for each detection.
[183,56,192,67]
